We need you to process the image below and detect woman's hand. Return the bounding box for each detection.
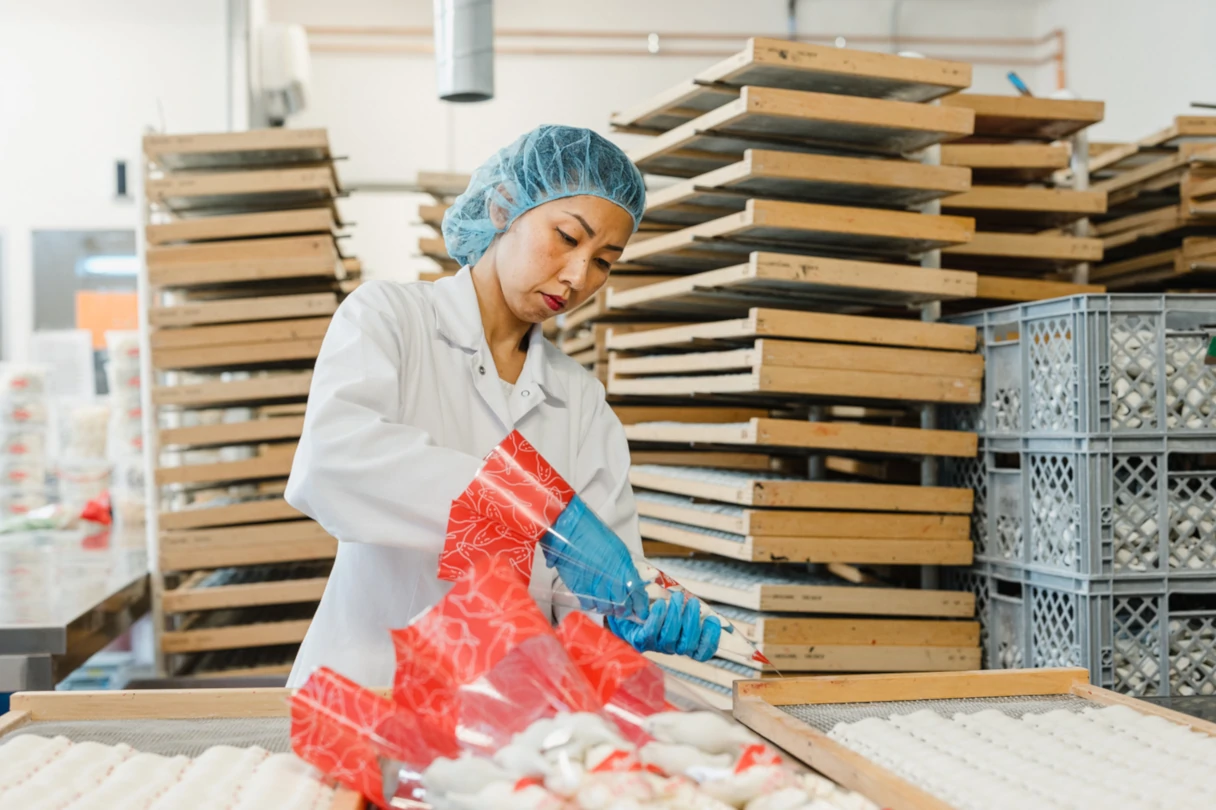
[607,592,722,662]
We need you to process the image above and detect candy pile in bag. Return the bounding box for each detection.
[438,430,772,668]
[290,557,877,810]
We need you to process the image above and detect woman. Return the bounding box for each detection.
[285,125,720,688]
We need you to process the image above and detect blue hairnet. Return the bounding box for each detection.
[441,124,646,268]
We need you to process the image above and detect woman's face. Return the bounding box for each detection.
[489,194,634,324]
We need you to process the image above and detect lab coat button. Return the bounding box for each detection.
[478,365,486,375]
[522,390,530,397]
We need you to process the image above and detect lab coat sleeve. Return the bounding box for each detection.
[285,282,484,551]
[570,379,644,559]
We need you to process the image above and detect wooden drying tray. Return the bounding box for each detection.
[561,322,682,364]
[153,371,313,409]
[606,307,977,354]
[155,442,297,488]
[942,231,1103,272]
[733,668,1216,810]
[146,234,344,288]
[0,690,362,809]
[151,317,330,371]
[639,515,972,565]
[676,612,979,673]
[419,270,459,283]
[941,186,1107,229]
[1093,239,1216,291]
[158,496,301,532]
[648,563,974,618]
[628,87,975,177]
[629,450,793,472]
[1089,115,1216,173]
[146,166,339,213]
[612,37,969,132]
[146,207,340,246]
[625,416,976,458]
[607,337,983,406]
[162,616,313,655]
[559,276,680,331]
[415,171,471,199]
[150,292,338,328]
[419,235,450,263]
[940,143,1070,184]
[621,200,975,272]
[968,275,1105,303]
[940,94,1104,141]
[1092,144,1216,206]
[159,518,337,572]
[143,128,332,171]
[606,253,977,315]
[160,413,306,450]
[163,570,330,614]
[644,149,971,227]
[418,202,450,229]
[188,662,296,680]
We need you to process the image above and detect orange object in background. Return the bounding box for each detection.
[76,291,138,349]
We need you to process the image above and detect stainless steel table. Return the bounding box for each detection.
[0,531,149,692]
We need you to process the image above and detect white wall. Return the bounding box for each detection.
[0,1,229,362]
[270,0,1043,283]
[1036,0,1216,141]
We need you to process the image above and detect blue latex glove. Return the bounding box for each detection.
[540,495,649,620]
[607,592,721,662]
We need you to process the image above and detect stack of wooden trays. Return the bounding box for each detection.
[591,38,990,699]
[415,171,470,282]
[141,128,352,678]
[937,93,1109,299]
[1083,116,1216,290]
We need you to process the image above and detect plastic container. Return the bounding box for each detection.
[944,435,1216,578]
[944,294,1216,437]
[946,562,1216,697]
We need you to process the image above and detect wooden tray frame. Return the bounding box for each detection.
[158,497,301,532]
[942,231,1103,271]
[624,416,977,458]
[159,414,306,450]
[161,618,313,654]
[415,171,471,199]
[646,564,975,617]
[146,208,340,246]
[629,466,973,513]
[606,253,978,314]
[1089,115,1216,173]
[163,571,330,613]
[940,94,1104,141]
[941,186,1107,228]
[159,519,337,571]
[629,87,975,176]
[0,688,363,809]
[150,292,338,328]
[558,276,679,330]
[152,371,313,409]
[644,149,971,226]
[143,129,333,170]
[418,203,451,229]
[146,234,344,288]
[146,167,339,212]
[156,443,297,487]
[622,200,975,270]
[733,668,1216,810]
[655,634,981,675]
[939,143,1070,183]
[970,275,1104,302]
[638,517,973,565]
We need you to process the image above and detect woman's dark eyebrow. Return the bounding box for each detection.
[564,211,596,238]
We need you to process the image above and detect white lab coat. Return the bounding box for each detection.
[284,267,642,688]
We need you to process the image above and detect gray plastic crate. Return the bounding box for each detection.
[943,294,1216,437]
[943,435,1216,578]
[946,563,1216,697]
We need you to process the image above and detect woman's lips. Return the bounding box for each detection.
[541,293,567,312]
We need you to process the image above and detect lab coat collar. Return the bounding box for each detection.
[432,267,568,404]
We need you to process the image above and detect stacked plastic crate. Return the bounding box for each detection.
[944,294,1216,696]
[140,129,352,678]
[105,331,148,539]
[0,365,50,521]
[595,38,996,700]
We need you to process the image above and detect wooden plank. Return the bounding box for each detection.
[158,498,301,532]
[151,316,330,349]
[943,231,1104,269]
[623,200,975,271]
[639,519,972,565]
[161,619,313,654]
[612,405,768,425]
[637,496,970,538]
[607,253,978,314]
[1094,151,1189,197]
[972,275,1105,302]
[629,87,976,176]
[159,520,336,570]
[153,371,313,408]
[611,78,740,132]
[644,149,971,226]
[1070,682,1216,738]
[940,143,1070,183]
[9,687,306,720]
[415,171,471,198]
[149,292,338,328]
[719,644,981,673]
[0,710,31,737]
[155,444,296,487]
[145,167,337,210]
[147,235,341,288]
[940,94,1104,141]
[735,614,978,647]
[159,416,306,449]
[152,336,325,371]
[146,208,338,245]
[624,417,977,458]
[942,186,1107,228]
[608,307,978,353]
[627,450,781,471]
[629,467,973,513]
[162,576,329,613]
[143,128,331,170]
[418,203,451,229]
